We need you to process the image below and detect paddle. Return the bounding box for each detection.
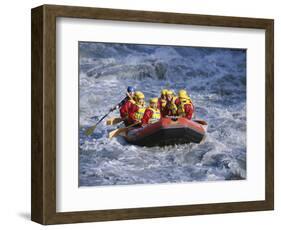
[85,110,114,136]
[106,93,135,126]
[108,122,140,139]
[106,117,124,125]
[85,93,135,136]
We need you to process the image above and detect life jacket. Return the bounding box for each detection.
[185,96,193,106]
[160,98,166,108]
[178,99,192,117]
[166,96,178,115]
[134,104,146,121]
[147,107,161,123]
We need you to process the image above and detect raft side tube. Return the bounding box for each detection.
[125,117,206,147]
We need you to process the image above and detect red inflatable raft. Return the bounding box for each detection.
[124,117,207,147]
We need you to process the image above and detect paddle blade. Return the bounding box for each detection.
[108,127,126,139]
[106,117,123,125]
[108,130,117,139]
[108,122,140,139]
[85,125,97,136]
[106,118,114,125]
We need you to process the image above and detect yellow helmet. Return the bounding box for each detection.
[180,96,190,102]
[150,97,158,104]
[135,91,145,99]
[161,89,168,96]
[166,90,173,96]
[178,89,188,98]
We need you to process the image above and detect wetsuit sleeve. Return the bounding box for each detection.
[185,104,194,120]
[157,99,161,109]
[119,100,129,118]
[175,98,180,106]
[141,109,153,125]
[128,104,139,123]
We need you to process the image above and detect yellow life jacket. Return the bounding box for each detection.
[147,107,161,123]
[134,104,146,121]
[166,96,178,115]
[178,99,192,117]
[160,98,166,108]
